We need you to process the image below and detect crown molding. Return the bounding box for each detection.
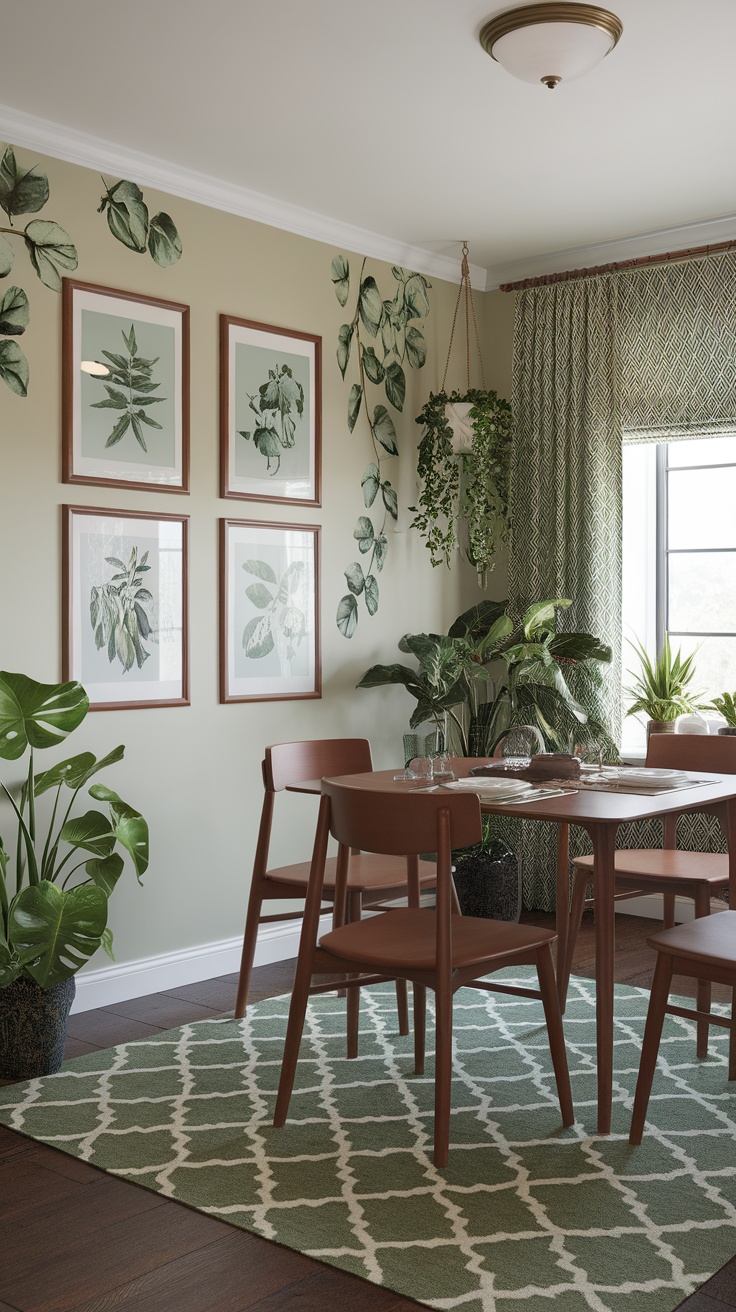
[486,212,736,290]
[0,103,487,291]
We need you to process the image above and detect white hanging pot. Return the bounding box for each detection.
[444,402,475,454]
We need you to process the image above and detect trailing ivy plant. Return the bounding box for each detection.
[89,323,165,450]
[98,177,183,266]
[239,363,304,476]
[0,144,78,396]
[410,388,513,584]
[331,254,431,638]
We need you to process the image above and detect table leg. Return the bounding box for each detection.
[589,821,617,1135]
[556,823,570,1011]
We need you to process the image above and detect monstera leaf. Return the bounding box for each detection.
[8,881,108,988]
[0,673,89,760]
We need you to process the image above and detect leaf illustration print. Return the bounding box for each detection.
[90,546,155,673]
[242,558,307,672]
[89,324,166,451]
[238,364,304,475]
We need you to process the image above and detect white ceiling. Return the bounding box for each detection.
[2,0,736,289]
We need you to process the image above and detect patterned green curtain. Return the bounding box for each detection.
[505,276,622,910]
[505,255,736,910]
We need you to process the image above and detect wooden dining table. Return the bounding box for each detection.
[289,760,736,1135]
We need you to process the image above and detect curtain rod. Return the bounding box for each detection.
[499,237,736,292]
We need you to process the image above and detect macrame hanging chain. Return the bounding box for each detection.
[440,241,486,393]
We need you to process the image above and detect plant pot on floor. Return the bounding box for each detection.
[0,976,76,1080]
[452,841,521,923]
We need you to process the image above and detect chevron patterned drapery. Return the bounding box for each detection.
[506,254,736,910]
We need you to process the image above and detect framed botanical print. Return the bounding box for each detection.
[220,519,321,703]
[220,315,321,505]
[63,505,189,710]
[62,279,190,492]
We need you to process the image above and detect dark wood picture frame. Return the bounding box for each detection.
[219,518,321,703]
[219,315,321,506]
[63,504,190,711]
[62,279,190,494]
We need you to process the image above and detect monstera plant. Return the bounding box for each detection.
[0,672,149,1076]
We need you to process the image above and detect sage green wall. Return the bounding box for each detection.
[0,144,515,974]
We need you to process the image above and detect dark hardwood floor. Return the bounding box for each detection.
[1,912,734,1312]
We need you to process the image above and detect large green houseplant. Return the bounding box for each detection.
[410,389,513,587]
[0,671,149,1077]
[625,635,703,736]
[357,598,614,759]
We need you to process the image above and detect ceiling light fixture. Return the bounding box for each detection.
[479,3,623,90]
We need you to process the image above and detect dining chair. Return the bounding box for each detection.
[560,733,736,1052]
[234,739,437,1054]
[273,778,574,1167]
[629,909,736,1144]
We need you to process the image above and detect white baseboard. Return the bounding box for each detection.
[71,913,333,1014]
[615,894,701,922]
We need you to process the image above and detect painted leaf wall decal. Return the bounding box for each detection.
[148,212,182,266]
[384,361,406,412]
[364,575,379,615]
[361,345,384,384]
[0,147,49,219]
[374,533,388,571]
[361,463,380,507]
[0,339,29,396]
[23,220,78,291]
[405,325,427,369]
[0,286,29,336]
[0,232,13,278]
[336,594,358,639]
[337,323,353,378]
[381,481,398,520]
[331,254,349,305]
[100,180,149,253]
[359,277,383,337]
[347,382,362,432]
[344,563,365,595]
[372,405,398,454]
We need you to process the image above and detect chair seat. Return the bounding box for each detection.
[573,849,728,887]
[321,908,556,973]
[266,853,437,892]
[646,908,736,965]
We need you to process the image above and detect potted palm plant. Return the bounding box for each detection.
[0,671,149,1078]
[625,635,703,738]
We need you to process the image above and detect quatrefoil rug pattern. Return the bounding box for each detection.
[1,973,735,1312]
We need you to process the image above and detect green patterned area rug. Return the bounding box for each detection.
[1,972,736,1312]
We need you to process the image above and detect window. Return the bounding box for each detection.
[621,433,736,754]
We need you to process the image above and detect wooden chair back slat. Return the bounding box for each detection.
[321,778,482,857]
[646,733,736,772]
[266,739,374,793]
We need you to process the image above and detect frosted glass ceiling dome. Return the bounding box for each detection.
[480,3,623,90]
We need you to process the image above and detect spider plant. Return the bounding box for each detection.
[709,691,736,727]
[625,635,703,724]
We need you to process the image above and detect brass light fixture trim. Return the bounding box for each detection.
[480,3,623,89]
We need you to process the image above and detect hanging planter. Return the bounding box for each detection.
[409,243,513,587]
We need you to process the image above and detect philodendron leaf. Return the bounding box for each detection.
[34,745,125,796]
[337,323,353,379]
[24,220,78,291]
[0,147,49,218]
[148,212,182,265]
[0,286,29,336]
[384,361,406,412]
[361,462,380,507]
[372,405,398,454]
[100,180,149,253]
[0,232,14,277]
[361,345,384,384]
[405,325,427,370]
[336,594,358,639]
[359,277,383,337]
[0,673,88,760]
[85,853,124,898]
[345,562,365,596]
[88,783,149,879]
[9,881,108,989]
[381,481,398,520]
[347,383,362,432]
[0,339,29,396]
[353,516,374,554]
[59,810,116,859]
[364,575,379,615]
[331,254,349,306]
[522,598,571,639]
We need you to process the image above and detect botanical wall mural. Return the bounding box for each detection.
[331,255,430,637]
[98,177,183,266]
[0,144,78,396]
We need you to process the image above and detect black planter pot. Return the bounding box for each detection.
[718,726,736,735]
[0,975,76,1079]
[452,842,521,923]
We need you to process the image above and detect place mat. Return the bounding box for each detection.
[538,776,718,797]
[1,975,736,1312]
